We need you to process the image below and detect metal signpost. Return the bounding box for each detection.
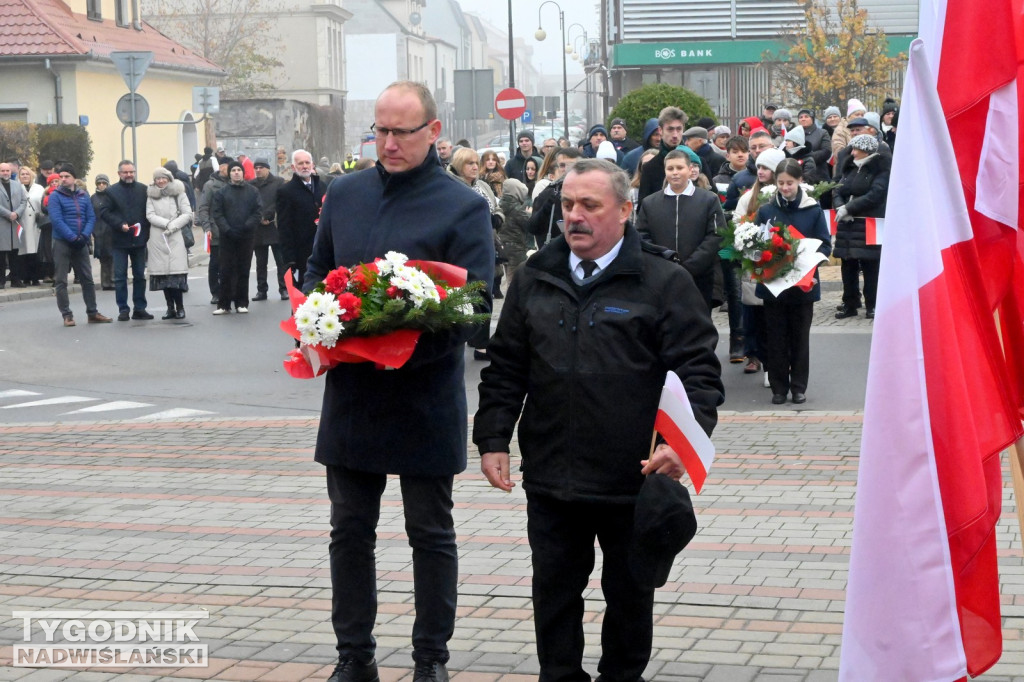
[110,51,154,168]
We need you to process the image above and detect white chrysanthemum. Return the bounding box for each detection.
[323,298,342,318]
[294,302,320,332]
[317,314,341,335]
[305,291,327,313]
[301,328,320,345]
[377,251,408,276]
[759,184,777,197]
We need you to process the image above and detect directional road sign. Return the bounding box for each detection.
[495,88,527,121]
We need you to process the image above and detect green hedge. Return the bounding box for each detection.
[0,123,93,176]
[609,84,716,143]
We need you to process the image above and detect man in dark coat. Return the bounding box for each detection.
[276,149,325,288]
[504,130,541,183]
[638,106,688,203]
[210,160,261,314]
[303,81,493,682]
[608,117,640,156]
[474,158,723,682]
[249,158,287,300]
[196,157,230,304]
[681,126,724,178]
[100,160,152,320]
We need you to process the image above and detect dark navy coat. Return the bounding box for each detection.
[304,148,495,476]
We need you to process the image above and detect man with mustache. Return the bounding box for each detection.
[474,158,723,682]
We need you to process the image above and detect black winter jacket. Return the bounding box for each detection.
[473,226,723,502]
[832,153,891,260]
[101,180,150,249]
[635,186,724,306]
[784,145,823,184]
[250,174,285,246]
[211,182,262,239]
[754,190,832,304]
[504,149,543,183]
[276,174,326,269]
[304,147,494,476]
[528,178,564,246]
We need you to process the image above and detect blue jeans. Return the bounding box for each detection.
[113,246,147,313]
[326,466,456,665]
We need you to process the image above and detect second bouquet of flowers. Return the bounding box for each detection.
[718,220,829,297]
[281,251,488,377]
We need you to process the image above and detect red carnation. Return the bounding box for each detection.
[350,264,377,293]
[323,267,350,294]
[769,225,779,233]
[386,285,403,299]
[335,292,362,321]
[759,251,773,263]
[435,285,448,301]
[771,234,785,248]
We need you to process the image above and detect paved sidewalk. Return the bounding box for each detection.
[1,414,1023,681]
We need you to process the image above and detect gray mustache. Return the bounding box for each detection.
[567,224,592,235]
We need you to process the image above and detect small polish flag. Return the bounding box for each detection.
[654,370,716,494]
[17,222,23,241]
[204,231,211,254]
[824,210,838,236]
[864,217,885,245]
[131,222,141,237]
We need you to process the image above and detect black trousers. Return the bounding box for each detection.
[326,466,457,665]
[840,258,880,310]
[254,242,286,294]
[217,232,255,310]
[0,249,15,286]
[742,304,768,368]
[527,493,653,682]
[207,244,220,298]
[720,260,742,337]
[763,299,814,396]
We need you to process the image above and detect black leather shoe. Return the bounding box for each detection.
[117,311,130,322]
[771,394,786,405]
[865,308,875,319]
[327,657,379,682]
[175,308,186,319]
[132,310,154,320]
[791,392,807,404]
[834,305,858,319]
[253,292,268,301]
[210,296,219,305]
[280,291,290,301]
[413,661,449,682]
[162,309,176,320]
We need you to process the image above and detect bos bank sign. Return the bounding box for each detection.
[613,37,913,67]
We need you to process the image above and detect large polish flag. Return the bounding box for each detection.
[839,1,1024,679]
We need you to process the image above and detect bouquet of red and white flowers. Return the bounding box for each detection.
[718,220,829,296]
[281,251,488,377]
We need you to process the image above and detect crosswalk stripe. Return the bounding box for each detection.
[0,390,42,399]
[135,408,215,421]
[65,401,155,414]
[2,396,98,409]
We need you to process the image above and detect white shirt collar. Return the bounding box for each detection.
[569,235,626,279]
[663,181,695,197]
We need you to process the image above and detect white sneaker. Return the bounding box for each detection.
[236,306,249,314]
[212,308,229,315]
[763,371,770,388]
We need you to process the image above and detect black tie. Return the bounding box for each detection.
[580,260,598,278]
[305,182,312,192]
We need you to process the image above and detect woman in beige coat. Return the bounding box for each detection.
[145,167,192,319]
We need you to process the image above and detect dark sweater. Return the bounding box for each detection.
[211,181,262,238]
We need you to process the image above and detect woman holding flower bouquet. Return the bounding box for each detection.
[754,159,831,405]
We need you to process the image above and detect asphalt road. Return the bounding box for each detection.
[0,264,871,424]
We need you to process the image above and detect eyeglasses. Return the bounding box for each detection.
[371,120,432,140]
[557,163,570,169]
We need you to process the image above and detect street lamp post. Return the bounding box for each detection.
[535,1,569,141]
[570,32,592,126]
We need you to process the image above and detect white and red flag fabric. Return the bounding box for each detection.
[204,230,211,254]
[654,370,715,494]
[840,0,1024,679]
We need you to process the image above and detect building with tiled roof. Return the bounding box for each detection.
[0,0,225,179]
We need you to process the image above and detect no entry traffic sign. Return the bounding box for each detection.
[494,88,527,121]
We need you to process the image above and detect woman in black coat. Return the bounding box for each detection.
[832,134,890,320]
[755,159,831,405]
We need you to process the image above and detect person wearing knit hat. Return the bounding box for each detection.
[846,98,866,117]
[595,140,618,161]
[772,108,793,122]
[754,147,786,173]
[209,157,262,315]
[711,125,731,155]
[91,173,114,290]
[504,130,541,183]
[849,134,879,154]
[608,118,639,155]
[152,167,173,182]
[781,124,823,183]
[679,145,701,169]
[833,127,890,320]
[823,106,841,121]
[95,174,110,185]
[583,124,622,163]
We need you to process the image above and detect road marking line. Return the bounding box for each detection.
[0,390,41,399]
[2,396,97,409]
[65,401,155,414]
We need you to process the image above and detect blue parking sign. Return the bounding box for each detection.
[521,110,532,123]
